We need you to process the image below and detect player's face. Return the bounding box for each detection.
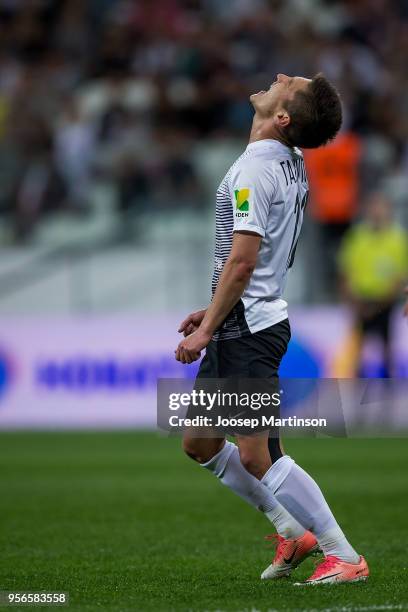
[250,74,311,117]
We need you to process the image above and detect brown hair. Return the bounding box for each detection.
[285,73,342,149]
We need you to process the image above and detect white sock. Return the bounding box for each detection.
[201,441,304,539]
[317,527,360,563]
[262,456,359,563]
[264,504,304,539]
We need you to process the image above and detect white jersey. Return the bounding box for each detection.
[212,139,309,341]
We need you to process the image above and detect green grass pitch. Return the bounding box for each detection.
[0,432,407,611]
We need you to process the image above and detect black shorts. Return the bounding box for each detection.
[197,318,291,380]
[187,318,291,436]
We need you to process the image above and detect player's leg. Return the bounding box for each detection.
[227,320,319,577]
[262,453,369,583]
[242,320,368,579]
[229,316,368,583]
[235,432,319,579]
[182,432,225,464]
[193,326,306,539]
[262,455,358,560]
[235,431,271,480]
[182,331,297,521]
[182,324,316,579]
[182,429,304,538]
[254,427,370,582]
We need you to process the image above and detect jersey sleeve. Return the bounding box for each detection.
[229,159,277,237]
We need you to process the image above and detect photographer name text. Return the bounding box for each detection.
[168,415,327,428]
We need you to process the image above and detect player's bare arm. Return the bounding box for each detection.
[178,309,207,337]
[175,231,261,364]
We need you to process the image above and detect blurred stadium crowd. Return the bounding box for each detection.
[0,0,407,302]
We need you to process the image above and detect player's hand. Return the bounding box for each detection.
[175,328,211,364]
[178,309,207,337]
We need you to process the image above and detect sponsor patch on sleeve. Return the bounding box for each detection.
[234,188,250,219]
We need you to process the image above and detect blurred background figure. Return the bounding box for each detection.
[338,193,408,377]
[304,130,362,300]
[54,95,95,213]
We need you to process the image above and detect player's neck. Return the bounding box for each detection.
[249,114,292,148]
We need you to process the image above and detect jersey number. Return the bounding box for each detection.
[286,190,309,270]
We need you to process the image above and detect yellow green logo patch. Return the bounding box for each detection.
[235,188,250,212]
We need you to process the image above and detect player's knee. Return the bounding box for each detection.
[239,449,264,479]
[182,437,221,464]
[240,454,259,475]
[182,437,201,462]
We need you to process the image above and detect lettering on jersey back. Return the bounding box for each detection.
[280,158,307,186]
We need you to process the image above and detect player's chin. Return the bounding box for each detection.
[249,94,265,111]
[250,90,266,102]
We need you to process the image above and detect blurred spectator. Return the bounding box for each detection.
[54,96,95,211]
[304,130,362,299]
[338,193,408,377]
[10,114,68,242]
[150,127,202,210]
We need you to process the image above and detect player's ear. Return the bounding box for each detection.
[275,110,290,128]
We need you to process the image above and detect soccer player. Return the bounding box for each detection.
[175,73,369,584]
